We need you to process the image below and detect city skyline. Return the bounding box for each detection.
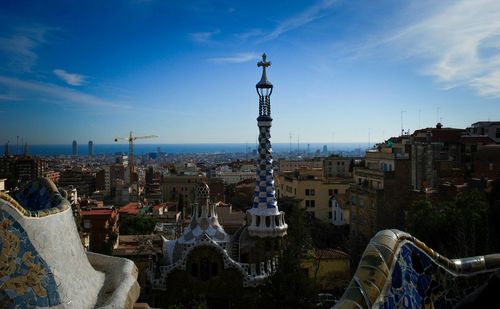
[1,0,500,144]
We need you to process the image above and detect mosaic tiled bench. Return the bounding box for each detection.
[334,229,500,309]
[0,178,140,308]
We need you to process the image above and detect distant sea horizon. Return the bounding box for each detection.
[7,143,370,156]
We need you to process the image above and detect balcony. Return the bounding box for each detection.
[349,183,382,195]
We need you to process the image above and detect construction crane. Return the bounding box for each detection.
[114,131,158,183]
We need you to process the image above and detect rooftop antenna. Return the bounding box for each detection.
[400,110,407,136]
[332,132,335,156]
[307,143,310,157]
[368,128,371,149]
[297,135,300,156]
[4,141,9,157]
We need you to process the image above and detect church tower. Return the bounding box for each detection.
[246,53,287,238]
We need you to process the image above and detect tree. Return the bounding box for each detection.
[486,180,500,252]
[119,215,157,235]
[225,183,253,211]
[406,189,491,258]
[259,197,318,308]
[448,189,490,257]
[310,218,347,250]
[406,199,450,252]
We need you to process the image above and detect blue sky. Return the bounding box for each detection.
[1,0,499,144]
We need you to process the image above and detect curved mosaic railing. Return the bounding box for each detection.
[0,206,62,307]
[0,177,70,217]
[334,229,500,308]
[0,178,140,308]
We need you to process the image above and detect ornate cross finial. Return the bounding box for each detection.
[257,53,271,68]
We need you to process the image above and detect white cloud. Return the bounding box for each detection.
[0,94,21,101]
[189,29,220,43]
[258,0,336,43]
[209,52,260,64]
[235,29,264,42]
[388,0,500,97]
[53,69,86,86]
[0,26,58,72]
[0,75,125,108]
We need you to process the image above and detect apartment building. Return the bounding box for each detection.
[277,167,352,222]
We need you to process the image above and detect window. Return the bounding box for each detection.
[211,262,218,277]
[265,240,272,250]
[329,189,333,196]
[351,194,356,205]
[190,263,198,277]
[241,253,249,263]
[334,189,338,194]
[84,219,91,229]
[359,198,364,208]
[305,189,315,196]
[200,257,210,281]
[305,200,315,207]
[496,128,500,138]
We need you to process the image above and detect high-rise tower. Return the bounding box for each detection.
[246,53,287,238]
[72,140,77,156]
[88,140,94,157]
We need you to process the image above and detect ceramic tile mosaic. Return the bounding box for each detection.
[0,209,60,308]
[14,178,66,212]
[334,230,500,309]
[380,242,492,309]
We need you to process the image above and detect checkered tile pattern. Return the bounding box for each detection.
[253,123,278,210]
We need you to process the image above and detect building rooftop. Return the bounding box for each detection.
[81,208,116,216]
[119,202,142,215]
[412,126,466,143]
[113,234,162,256]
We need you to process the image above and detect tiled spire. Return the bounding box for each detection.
[247,53,287,238]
